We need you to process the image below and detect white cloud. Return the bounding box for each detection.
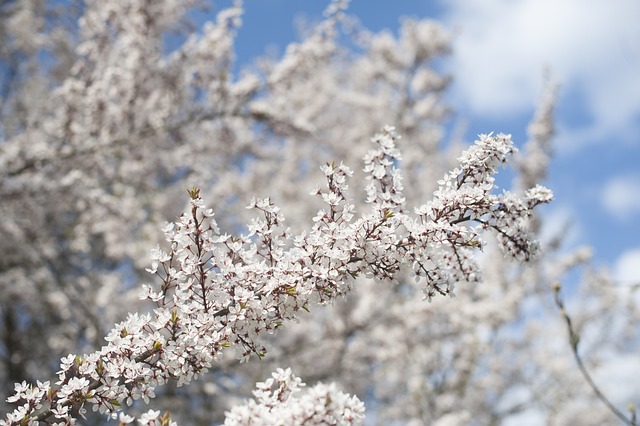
[601,175,640,221]
[613,248,640,285]
[441,0,640,149]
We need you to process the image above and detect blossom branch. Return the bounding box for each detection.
[2,127,551,425]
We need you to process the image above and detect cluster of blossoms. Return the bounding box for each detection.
[224,368,364,425]
[1,127,551,425]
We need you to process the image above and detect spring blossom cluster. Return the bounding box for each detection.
[6,0,636,424]
[2,127,551,424]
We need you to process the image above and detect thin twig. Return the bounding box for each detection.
[552,282,636,426]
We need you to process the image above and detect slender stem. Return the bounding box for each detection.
[552,282,636,426]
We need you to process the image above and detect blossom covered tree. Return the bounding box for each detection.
[0,0,637,424]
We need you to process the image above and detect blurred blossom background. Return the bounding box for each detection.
[226,0,640,282]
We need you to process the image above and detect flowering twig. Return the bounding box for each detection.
[224,368,365,425]
[2,127,551,425]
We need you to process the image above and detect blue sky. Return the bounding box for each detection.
[218,0,640,283]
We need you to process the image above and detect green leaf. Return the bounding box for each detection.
[187,187,200,199]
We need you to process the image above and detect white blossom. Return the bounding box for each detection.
[1,1,633,425]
